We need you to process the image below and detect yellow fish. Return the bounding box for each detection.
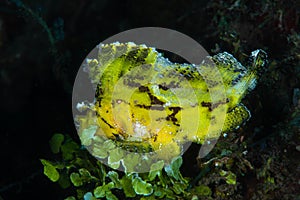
[80,42,267,160]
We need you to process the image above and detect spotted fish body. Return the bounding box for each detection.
[85,42,267,154]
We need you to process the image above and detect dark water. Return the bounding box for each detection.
[0,0,299,199]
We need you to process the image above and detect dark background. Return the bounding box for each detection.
[0,0,299,199]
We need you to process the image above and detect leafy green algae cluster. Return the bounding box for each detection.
[41,131,261,199]
[41,133,217,200]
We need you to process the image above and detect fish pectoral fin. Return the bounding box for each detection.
[223,104,251,133]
